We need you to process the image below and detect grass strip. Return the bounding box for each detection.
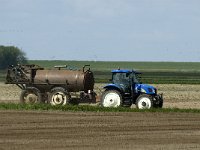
[0,103,199,113]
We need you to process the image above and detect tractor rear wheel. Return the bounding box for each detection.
[136,94,153,109]
[20,87,42,104]
[49,87,70,106]
[101,90,122,108]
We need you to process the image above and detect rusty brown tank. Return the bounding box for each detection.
[34,69,94,92]
[6,64,94,92]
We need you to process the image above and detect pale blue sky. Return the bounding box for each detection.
[0,0,200,61]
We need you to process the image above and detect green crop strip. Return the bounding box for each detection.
[0,103,199,113]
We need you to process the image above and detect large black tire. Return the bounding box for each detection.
[101,90,122,108]
[49,87,70,106]
[20,87,42,104]
[136,94,153,109]
[153,95,163,108]
[157,98,163,108]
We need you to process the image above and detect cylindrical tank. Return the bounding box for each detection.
[33,69,94,92]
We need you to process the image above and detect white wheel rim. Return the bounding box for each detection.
[137,97,152,109]
[51,92,67,106]
[26,93,37,103]
[103,92,121,107]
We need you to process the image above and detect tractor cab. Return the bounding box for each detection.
[112,70,130,88]
[112,69,140,84]
[111,69,140,93]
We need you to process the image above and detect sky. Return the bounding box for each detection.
[0,0,200,62]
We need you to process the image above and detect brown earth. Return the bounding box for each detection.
[0,110,200,150]
[0,83,200,149]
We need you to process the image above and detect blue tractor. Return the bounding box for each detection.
[101,69,163,109]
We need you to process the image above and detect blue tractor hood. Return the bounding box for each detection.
[135,83,156,95]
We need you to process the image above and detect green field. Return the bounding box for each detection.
[1,60,200,84]
[29,60,200,71]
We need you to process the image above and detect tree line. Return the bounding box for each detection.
[0,46,27,69]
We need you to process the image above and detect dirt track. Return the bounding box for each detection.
[0,110,200,150]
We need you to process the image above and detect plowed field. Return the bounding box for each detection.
[0,110,200,150]
[1,83,200,149]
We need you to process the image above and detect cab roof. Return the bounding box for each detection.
[111,69,141,74]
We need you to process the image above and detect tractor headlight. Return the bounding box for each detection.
[141,88,146,93]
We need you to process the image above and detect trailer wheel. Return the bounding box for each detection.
[136,94,153,109]
[20,87,42,104]
[101,90,122,107]
[49,87,70,106]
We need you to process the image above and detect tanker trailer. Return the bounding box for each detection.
[5,64,96,105]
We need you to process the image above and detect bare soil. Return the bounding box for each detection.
[0,83,200,149]
[0,110,200,150]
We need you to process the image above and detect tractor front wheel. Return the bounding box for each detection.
[101,90,122,108]
[136,94,153,109]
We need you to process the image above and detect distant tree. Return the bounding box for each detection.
[0,46,28,69]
